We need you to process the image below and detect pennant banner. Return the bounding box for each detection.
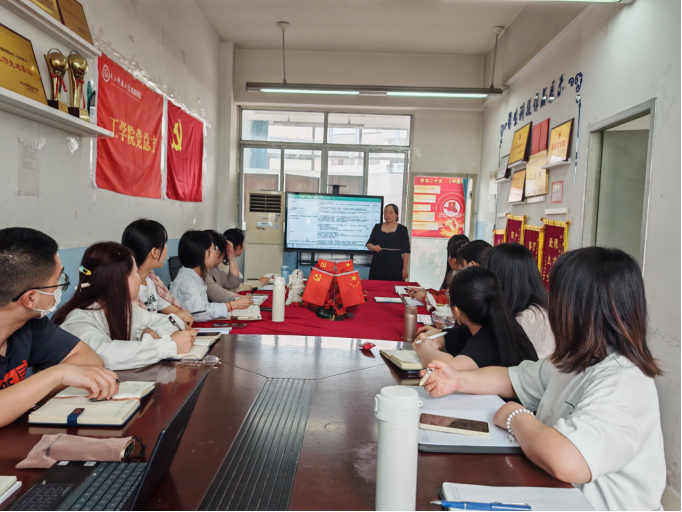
[301,268,334,306]
[540,218,570,289]
[336,271,365,307]
[336,260,354,273]
[505,214,526,245]
[522,225,544,267]
[317,259,336,274]
[166,102,203,202]
[493,230,506,247]
[96,53,163,198]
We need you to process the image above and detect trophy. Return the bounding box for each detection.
[44,49,68,113]
[67,51,89,121]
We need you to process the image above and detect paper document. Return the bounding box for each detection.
[394,285,420,295]
[196,327,232,334]
[0,481,21,506]
[404,297,425,306]
[417,314,433,325]
[259,284,274,291]
[375,297,403,303]
[250,294,269,305]
[441,483,594,511]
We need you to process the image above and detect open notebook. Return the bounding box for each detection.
[55,381,155,400]
[441,483,594,511]
[169,345,209,360]
[417,387,522,454]
[379,350,424,371]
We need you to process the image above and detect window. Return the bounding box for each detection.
[241,110,324,143]
[328,151,365,194]
[327,113,410,146]
[284,149,322,193]
[368,153,406,209]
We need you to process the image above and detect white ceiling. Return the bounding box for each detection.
[193,0,527,56]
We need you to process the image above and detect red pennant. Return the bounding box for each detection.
[166,102,203,202]
[336,260,354,272]
[336,271,365,307]
[317,259,336,274]
[302,268,334,306]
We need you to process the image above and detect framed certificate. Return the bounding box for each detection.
[547,119,574,163]
[508,169,526,203]
[28,0,61,21]
[509,122,532,165]
[524,150,549,197]
[57,0,94,44]
[0,24,47,105]
[496,154,510,181]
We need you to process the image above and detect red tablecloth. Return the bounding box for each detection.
[193,280,428,342]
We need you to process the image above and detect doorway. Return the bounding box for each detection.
[582,100,655,268]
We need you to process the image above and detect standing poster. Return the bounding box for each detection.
[166,102,204,202]
[96,53,163,198]
[412,176,467,238]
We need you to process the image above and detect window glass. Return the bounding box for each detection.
[327,151,364,195]
[368,153,405,210]
[327,113,410,146]
[284,149,322,193]
[241,110,324,143]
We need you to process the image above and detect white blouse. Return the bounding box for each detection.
[60,306,182,371]
[509,350,665,510]
[169,267,228,322]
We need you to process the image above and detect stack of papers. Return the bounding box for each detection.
[441,483,594,511]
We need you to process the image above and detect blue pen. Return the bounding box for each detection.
[430,501,531,511]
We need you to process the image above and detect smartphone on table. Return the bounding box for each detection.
[419,413,490,437]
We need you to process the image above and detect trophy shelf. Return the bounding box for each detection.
[541,158,571,169]
[0,87,112,138]
[0,0,100,59]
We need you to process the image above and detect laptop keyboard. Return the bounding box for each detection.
[12,462,146,511]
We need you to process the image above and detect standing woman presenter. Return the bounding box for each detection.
[366,204,411,281]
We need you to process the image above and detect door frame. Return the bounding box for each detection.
[580,98,656,269]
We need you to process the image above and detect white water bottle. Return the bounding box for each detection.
[272,276,285,322]
[374,386,421,511]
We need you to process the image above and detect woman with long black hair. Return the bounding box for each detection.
[204,230,252,309]
[487,243,555,358]
[413,266,538,370]
[419,248,665,511]
[53,242,196,370]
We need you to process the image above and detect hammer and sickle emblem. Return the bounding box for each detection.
[313,274,322,282]
[171,119,182,151]
[320,262,326,268]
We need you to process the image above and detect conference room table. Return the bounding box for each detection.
[0,281,570,511]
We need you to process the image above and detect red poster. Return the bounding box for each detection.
[540,222,569,289]
[96,53,163,198]
[412,177,467,238]
[166,103,203,202]
[522,227,542,264]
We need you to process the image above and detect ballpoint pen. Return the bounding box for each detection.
[430,500,531,511]
[415,331,446,344]
[168,316,182,331]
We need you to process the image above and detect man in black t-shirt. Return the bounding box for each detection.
[0,228,119,427]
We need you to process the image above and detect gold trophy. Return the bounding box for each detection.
[44,49,69,113]
[67,51,89,121]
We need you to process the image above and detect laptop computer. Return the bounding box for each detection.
[10,371,209,511]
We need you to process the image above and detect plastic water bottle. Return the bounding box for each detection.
[281,265,290,285]
[272,276,285,322]
[374,386,421,511]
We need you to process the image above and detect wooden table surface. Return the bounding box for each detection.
[0,335,569,510]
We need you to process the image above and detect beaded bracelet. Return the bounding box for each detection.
[506,408,535,442]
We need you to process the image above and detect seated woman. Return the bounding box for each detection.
[440,234,469,290]
[170,230,253,321]
[413,266,537,370]
[204,230,252,308]
[457,239,493,267]
[53,242,197,371]
[221,228,269,292]
[420,247,665,511]
[408,237,469,304]
[121,219,193,327]
[487,243,555,358]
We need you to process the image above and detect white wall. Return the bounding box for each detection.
[476,0,681,492]
[0,0,221,248]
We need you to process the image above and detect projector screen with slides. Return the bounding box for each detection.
[285,193,384,252]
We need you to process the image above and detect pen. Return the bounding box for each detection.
[168,316,182,331]
[415,331,446,344]
[190,310,206,315]
[430,501,531,511]
[419,368,433,386]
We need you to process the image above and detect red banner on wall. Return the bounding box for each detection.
[522,225,543,265]
[493,230,506,246]
[505,214,526,244]
[96,53,163,198]
[412,177,467,238]
[166,102,203,202]
[540,219,570,288]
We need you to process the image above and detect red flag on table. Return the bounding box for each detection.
[302,268,334,306]
[336,260,354,273]
[96,53,163,198]
[317,259,336,274]
[166,102,203,202]
[336,271,365,307]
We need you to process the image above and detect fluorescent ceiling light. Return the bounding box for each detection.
[260,88,359,95]
[247,83,503,98]
[387,92,487,98]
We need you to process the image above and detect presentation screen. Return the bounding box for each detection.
[285,193,384,252]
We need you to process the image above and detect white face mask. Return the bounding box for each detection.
[32,287,62,318]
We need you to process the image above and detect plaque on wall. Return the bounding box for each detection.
[57,0,94,44]
[525,150,549,197]
[547,119,574,163]
[28,0,61,21]
[509,122,532,165]
[496,154,510,181]
[0,24,48,105]
[508,169,526,203]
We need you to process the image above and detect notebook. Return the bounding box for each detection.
[395,285,420,295]
[403,297,425,306]
[250,294,269,305]
[416,387,521,454]
[418,314,433,325]
[379,350,424,370]
[29,398,142,426]
[170,345,209,360]
[197,327,232,335]
[440,483,595,511]
[194,337,218,347]
[0,477,20,506]
[56,381,155,400]
[232,305,262,320]
[374,297,403,303]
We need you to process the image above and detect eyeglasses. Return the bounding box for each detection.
[12,271,70,302]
